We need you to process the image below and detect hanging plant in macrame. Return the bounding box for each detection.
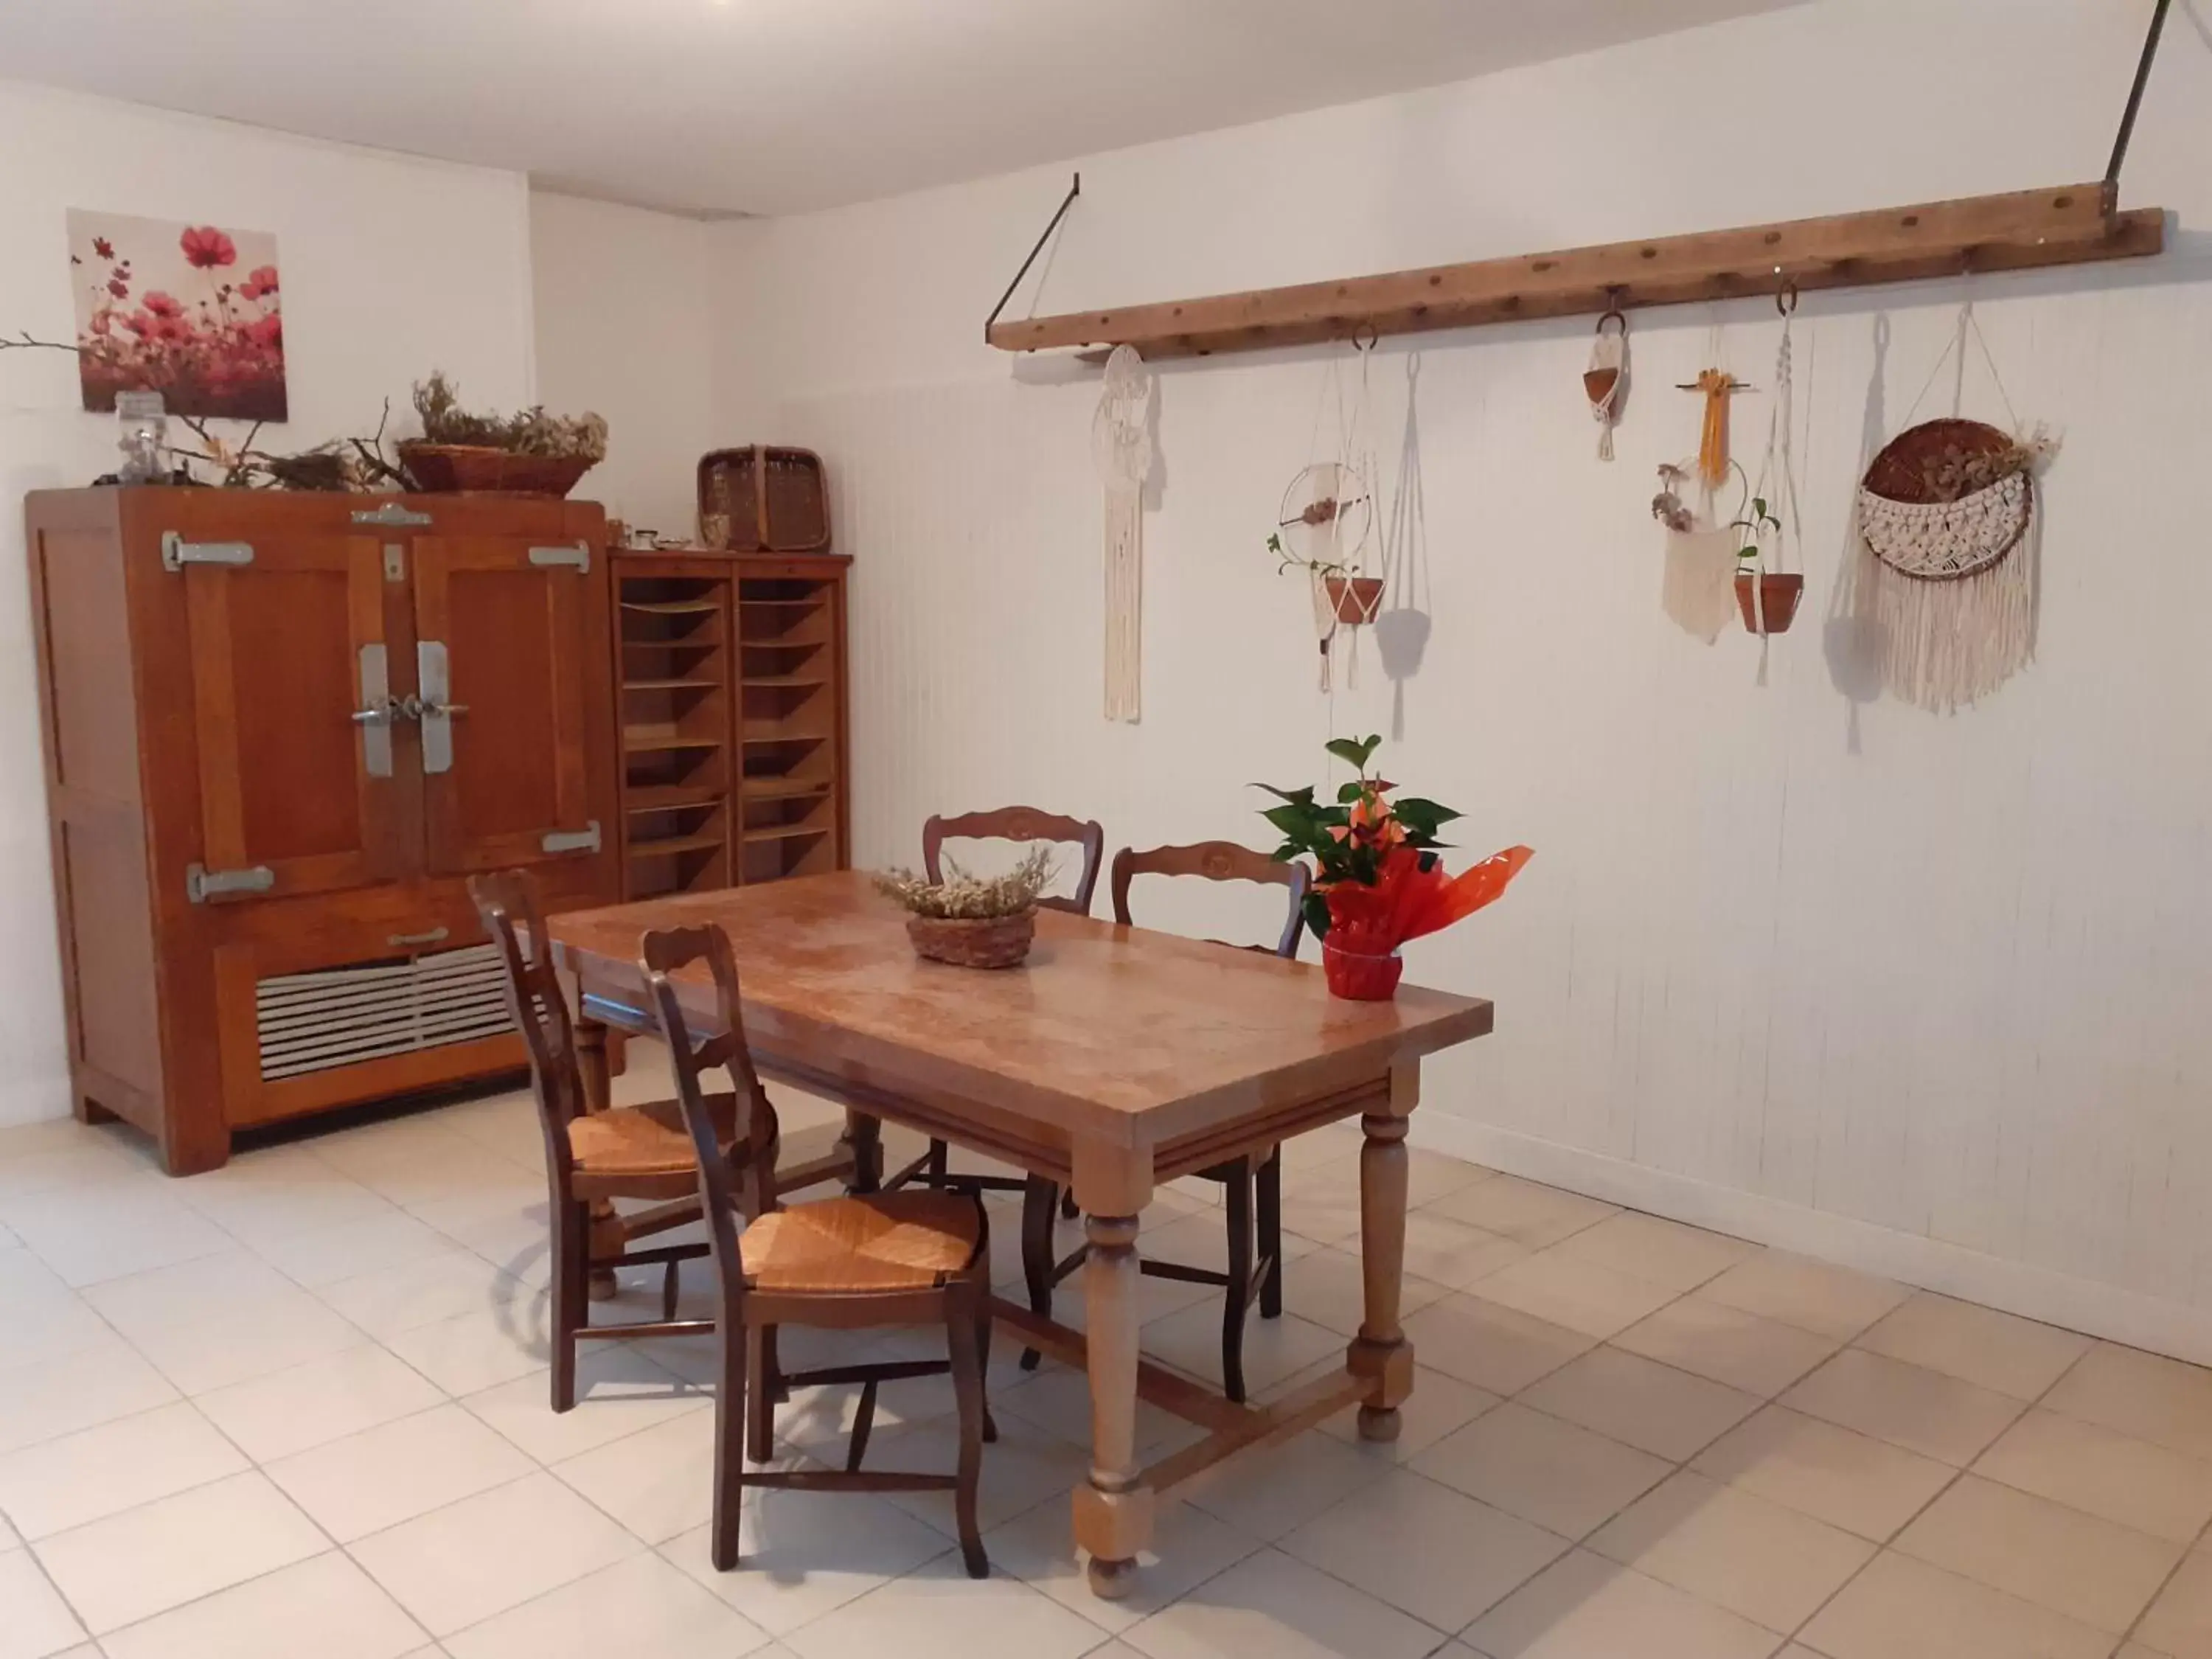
[1856,417,2055,712]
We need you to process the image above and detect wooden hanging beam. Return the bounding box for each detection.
[987,184,2164,361]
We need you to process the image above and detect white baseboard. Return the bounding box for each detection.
[1410,1114,2212,1369]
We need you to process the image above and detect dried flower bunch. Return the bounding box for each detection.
[1913,426,2058,502]
[873,847,1055,920]
[412,372,609,462]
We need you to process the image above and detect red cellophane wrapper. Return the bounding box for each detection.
[1322,844,1534,957]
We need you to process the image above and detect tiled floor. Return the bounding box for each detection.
[6,1065,2212,1659]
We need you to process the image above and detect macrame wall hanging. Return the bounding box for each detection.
[1093,344,1153,722]
[1850,304,2054,712]
[1737,283,1807,672]
[1269,336,1382,692]
[1585,307,1629,461]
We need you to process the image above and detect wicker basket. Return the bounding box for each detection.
[905,909,1036,970]
[696,446,830,552]
[399,443,597,497]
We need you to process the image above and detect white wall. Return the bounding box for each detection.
[0,79,538,1128]
[529,191,714,538]
[706,0,2212,1357]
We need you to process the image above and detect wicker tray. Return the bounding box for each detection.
[400,443,597,497]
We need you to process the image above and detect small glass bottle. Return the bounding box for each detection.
[114,390,167,484]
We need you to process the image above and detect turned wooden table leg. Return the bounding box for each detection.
[574,1015,620,1302]
[1069,1135,1155,1599]
[1349,1060,1419,1442]
[841,1110,883,1194]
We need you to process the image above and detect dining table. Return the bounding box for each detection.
[546,869,1494,1597]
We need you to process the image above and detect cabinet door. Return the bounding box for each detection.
[179,529,403,901]
[413,534,599,876]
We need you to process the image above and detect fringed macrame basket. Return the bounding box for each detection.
[1856,419,2036,713]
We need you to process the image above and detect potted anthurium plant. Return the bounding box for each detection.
[1259,735,1533,1000]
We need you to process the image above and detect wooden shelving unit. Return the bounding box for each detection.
[610,550,851,901]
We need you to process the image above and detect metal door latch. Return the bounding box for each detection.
[541,821,602,855]
[186,863,275,903]
[414,641,466,773]
[161,533,254,571]
[352,502,431,527]
[528,541,591,574]
[354,644,399,778]
[386,927,451,949]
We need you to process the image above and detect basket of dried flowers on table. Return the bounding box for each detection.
[399,372,609,495]
[874,846,1055,970]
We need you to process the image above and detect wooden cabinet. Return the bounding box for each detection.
[26,489,620,1174]
[612,550,849,900]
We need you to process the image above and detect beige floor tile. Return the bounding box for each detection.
[1464,1548,1782,1659]
[1691,1405,1955,1541]
[266,1404,536,1543]
[1549,1213,1759,1293]
[320,1250,526,1340]
[1975,1407,2212,1545]
[550,1408,722,1545]
[2135,1543,2212,1658]
[174,1161,400,1250]
[1398,1213,1531,1288]
[1281,1467,1568,1632]
[441,1553,772,1659]
[0,1257,109,1380]
[1522,1347,1760,1460]
[2045,1343,2212,1464]
[99,1551,428,1659]
[0,1401,247,1539]
[195,1344,447,1464]
[781,1558,1110,1659]
[2120,1644,2176,1659]
[0,1331,179,1455]
[1783,1347,2025,1465]
[32,1470,325,1634]
[1137,1296,1344,1397]
[1120,1546,1444,1659]
[984,1491,1262,1635]
[462,1346,704,1464]
[1425,1174,1619,1248]
[80,1250,304,1338]
[253,1211,459,1291]
[349,1472,641,1638]
[1402,1293,1596,1395]
[1799,1549,2114,1659]
[661,1486,952,1636]
[995,1363,1198,1461]
[1276,1243,1455,1339]
[1413,1401,1671,1540]
[122,1293,369,1397]
[1181,1420,1391,1542]
[1589,1468,1875,1632]
[1314,1363,1500,1459]
[1699,1251,1910,1340]
[383,1308,550,1396]
[1854,1292,2092,1400]
[0,1548,88,1659]
[877,1413,1094,1541]
[1,1182,234,1288]
[1464,1250,1681,1340]
[1610,1295,1839,1397]
[1893,1474,2180,1633]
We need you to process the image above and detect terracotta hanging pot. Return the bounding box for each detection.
[1321,941,1402,1001]
[1734,571,1804,634]
[1323,574,1385,626]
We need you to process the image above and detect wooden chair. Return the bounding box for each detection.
[900,806,1106,1198]
[1018,841,1310,1402]
[641,922,996,1576]
[472,870,771,1413]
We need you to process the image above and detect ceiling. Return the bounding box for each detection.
[0,0,1801,217]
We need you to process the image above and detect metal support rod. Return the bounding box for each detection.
[2105,0,2171,193]
[984,173,1081,341]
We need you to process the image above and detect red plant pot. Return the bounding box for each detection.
[1322,942,1403,1001]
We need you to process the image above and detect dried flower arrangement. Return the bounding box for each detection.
[411,372,608,462]
[875,847,1055,970]
[1900,425,2058,504]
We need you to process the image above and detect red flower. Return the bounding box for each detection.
[88,312,111,336]
[123,310,156,338]
[92,237,114,260]
[106,278,129,299]
[248,313,282,349]
[239,265,279,301]
[144,291,182,319]
[179,226,237,268]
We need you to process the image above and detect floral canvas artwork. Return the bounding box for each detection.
[66,209,287,420]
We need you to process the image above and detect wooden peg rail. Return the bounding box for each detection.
[987,183,2164,361]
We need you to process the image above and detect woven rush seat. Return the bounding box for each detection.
[742,1192,982,1293]
[568,1093,739,1177]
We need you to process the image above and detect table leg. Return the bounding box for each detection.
[841,1111,883,1194]
[1073,1209,1150,1598]
[574,1016,620,1301]
[1349,1060,1419,1442]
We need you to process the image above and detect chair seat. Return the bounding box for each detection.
[568,1093,747,1179]
[742,1192,983,1294]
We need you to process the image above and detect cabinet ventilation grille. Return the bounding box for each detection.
[257,943,513,1082]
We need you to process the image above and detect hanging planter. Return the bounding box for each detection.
[1323,573,1385,625]
[1734,571,1804,634]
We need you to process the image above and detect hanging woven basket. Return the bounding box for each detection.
[1857,419,2032,581]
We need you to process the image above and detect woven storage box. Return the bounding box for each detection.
[697,446,830,552]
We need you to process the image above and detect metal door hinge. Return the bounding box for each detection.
[540,821,602,856]
[529,541,591,574]
[187,863,275,903]
[352,502,432,527]
[161,532,254,571]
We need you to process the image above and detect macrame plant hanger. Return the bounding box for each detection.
[1743,280,1806,680]
[1094,344,1153,722]
[1585,299,1629,461]
[1283,333,1380,694]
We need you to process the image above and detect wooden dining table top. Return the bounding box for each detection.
[546,870,1493,1150]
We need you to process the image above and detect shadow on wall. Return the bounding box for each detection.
[1823,313,1889,755]
[1376,352,1432,740]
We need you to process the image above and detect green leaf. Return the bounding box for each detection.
[1301,891,1332,939]
[1260,803,1317,838]
[1324,735,1380,771]
[1391,796,1462,830]
[1336,781,1368,804]
[1252,783,1316,807]
[1752,497,1767,519]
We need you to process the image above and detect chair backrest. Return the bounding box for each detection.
[469,870,583,1176]
[639,923,779,1285]
[1110,841,1311,960]
[922,806,1105,917]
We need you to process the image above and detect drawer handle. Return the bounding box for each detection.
[387,928,450,949]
